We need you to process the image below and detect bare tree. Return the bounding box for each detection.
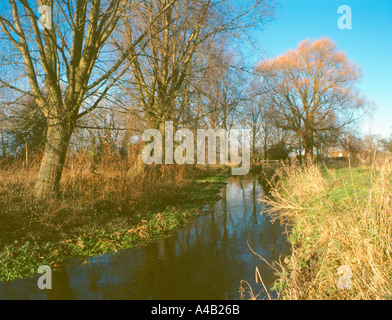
[0,0,171,197]
[239,79,263,162]
[3,96,47,160]
[120,0,275,130]
[201,52,245,131]
[114,0,275,170]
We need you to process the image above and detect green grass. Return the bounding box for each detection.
[323,167,373,204]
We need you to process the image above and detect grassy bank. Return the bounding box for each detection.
[264,162,392,300]
[0,162,229,281]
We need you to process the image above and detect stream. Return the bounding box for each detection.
[0,175,289,300]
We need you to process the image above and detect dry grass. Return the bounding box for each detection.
[262,159,392,300]
[0,153,227,249]
[0,156,193,243]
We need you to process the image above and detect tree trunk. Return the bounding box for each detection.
[304,130,314,163]
[34,120,73,198]
[251,132,256,164]
[303,113,314,163]
[25,139,28,168]
[1,127,6,157]
[263,141,267,160]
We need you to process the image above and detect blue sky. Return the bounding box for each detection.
[253,0,392,138]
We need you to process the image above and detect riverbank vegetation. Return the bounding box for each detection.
[0,0,390,301]
[0,159,228,281]
[263,160,392,300]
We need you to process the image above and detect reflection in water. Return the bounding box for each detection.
[0,175,289,300]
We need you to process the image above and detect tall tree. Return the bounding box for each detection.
[0,0,171,197]
[239,80,264,162]
[120,0,275,130]
[258,38,367,162]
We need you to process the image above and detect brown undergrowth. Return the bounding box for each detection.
[0,155,229,281]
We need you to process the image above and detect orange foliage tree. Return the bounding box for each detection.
[257,37,368,161]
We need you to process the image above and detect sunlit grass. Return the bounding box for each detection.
[262,160,392,300]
